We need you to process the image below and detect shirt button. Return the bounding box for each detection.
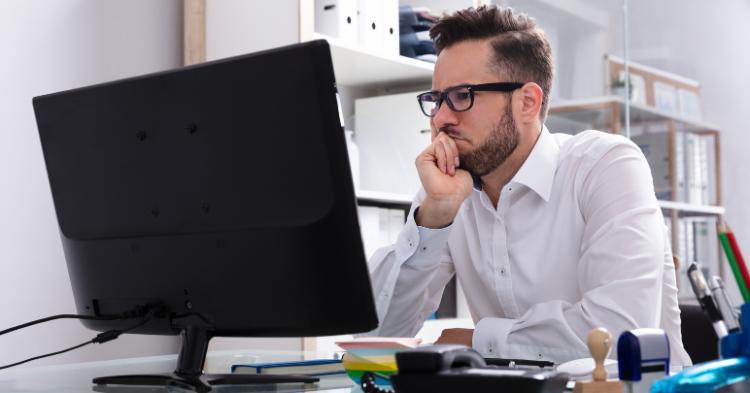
[500,268,506,276]
[421,246,427,251]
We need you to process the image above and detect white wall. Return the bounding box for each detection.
[0,0,183,367]
[205,0,300,61]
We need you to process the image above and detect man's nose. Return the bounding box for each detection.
[432,99,459,129]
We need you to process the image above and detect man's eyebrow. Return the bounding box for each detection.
[433,83,472,93]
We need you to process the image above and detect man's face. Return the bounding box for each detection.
[431,40,519,177]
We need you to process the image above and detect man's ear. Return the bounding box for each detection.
[515,82,543,125]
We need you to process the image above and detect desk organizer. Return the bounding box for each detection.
[651,303,750,392]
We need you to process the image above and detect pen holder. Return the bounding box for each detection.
[651,303,750,392]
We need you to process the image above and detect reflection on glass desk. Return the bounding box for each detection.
[0,350,359,393]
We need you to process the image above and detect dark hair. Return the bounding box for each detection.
[430,5,554,121]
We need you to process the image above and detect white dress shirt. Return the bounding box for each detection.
[366,126,691,367]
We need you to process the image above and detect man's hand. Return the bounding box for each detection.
[435,328,474,347]
[415,131,473,229]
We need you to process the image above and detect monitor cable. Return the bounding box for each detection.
[0,307,159,371]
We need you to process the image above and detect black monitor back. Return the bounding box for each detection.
[33,40,378,338]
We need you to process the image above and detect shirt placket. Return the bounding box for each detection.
[494,184,520,318]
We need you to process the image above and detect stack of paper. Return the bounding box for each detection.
[336,337,421,385]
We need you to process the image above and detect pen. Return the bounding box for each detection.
[708,276,740,332]
[687,263,728,338]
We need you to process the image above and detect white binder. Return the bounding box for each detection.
[380,0,399,56]
[315,0,358,44]
[357,0,382,53]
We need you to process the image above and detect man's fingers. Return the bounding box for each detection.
[418,131,461,176]
[436,134,458,175]
[440,138,455,175]
[435,138,448,174]
[443,136,459,173]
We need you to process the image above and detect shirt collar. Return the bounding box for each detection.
[510,125,559,202]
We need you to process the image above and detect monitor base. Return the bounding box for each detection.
[93,373,319,393]
[92,323,318,392]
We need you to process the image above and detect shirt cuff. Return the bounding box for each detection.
[472,317,515,358]
[394,205,453,267]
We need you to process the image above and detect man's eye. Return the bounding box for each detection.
[452,91,471,101]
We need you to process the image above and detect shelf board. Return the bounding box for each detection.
[549,95,720,133]
[308,33,434,88]
[356,192,723,215]
[356,190,413,205]
[658,200,725,215]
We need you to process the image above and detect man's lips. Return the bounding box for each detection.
[447,133,469,145]
[443,130,466,141]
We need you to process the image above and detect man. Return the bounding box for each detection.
[366,5,691,367]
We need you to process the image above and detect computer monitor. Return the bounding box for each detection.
[32,40,378,391]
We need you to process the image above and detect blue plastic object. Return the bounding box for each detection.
[650,303,750,392]
[618,329,670,381]
[650,357,750,393]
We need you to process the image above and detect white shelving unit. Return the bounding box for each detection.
[308,33,433,88]
[549,95,721,134]
[658,200,725,216]
[299,1,443,89]
[356,190,413,205]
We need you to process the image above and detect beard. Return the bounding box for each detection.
[458,106,519,177]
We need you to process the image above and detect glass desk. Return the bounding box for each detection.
[0,350,359,393]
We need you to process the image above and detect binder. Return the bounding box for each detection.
[232,359,344,376]
[632,132,671,200]
[380,0,399,56]
[698,135,710,205]
[315,0,358,44]
[357,0,382,52]
[674,131,686,202]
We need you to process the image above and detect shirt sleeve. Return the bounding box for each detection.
[473,141,667,364]
[365,191,455,338]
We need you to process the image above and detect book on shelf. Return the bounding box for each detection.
[632,130,671,200]
[680,128,715,206]
[231,358,344,376]
[674,130,686,202]
[632,129,716,205]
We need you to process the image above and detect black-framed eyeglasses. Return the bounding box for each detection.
[416,82,525,117]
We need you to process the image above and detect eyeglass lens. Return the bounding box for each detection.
[419,87,473,117]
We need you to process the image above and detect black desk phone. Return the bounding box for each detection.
[374,345,568,393]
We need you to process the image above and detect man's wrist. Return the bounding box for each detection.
[415,197,461,229]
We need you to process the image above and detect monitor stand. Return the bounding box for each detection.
[93,326,319,393]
